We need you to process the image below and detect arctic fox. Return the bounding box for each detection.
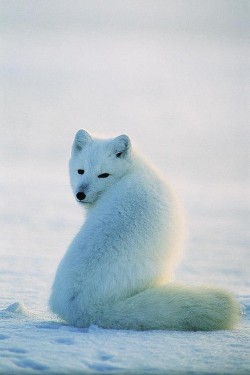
[49,130,240,330]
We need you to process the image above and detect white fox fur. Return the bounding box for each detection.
[49,130,240,330]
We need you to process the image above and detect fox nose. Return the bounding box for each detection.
[76,192,86,201]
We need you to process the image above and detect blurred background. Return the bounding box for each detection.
[0,1,249,310]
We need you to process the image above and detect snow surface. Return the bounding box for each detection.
[0,1,249,374]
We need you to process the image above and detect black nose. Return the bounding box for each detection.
[76,192,86,201]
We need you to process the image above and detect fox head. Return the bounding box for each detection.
[69,130,132,205]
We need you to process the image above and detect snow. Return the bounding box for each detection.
[0,1,249,374]
[0,309,249,375]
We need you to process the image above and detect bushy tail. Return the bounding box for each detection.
[97,284,240,331]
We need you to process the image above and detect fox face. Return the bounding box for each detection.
[69,130,132,205]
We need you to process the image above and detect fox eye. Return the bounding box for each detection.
[98,173,110,178]
[78,169,84,175]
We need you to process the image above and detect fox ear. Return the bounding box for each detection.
[110,134,131,158]
[72,130,92,153]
